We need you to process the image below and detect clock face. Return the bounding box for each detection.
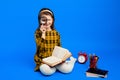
[78,55,86,63]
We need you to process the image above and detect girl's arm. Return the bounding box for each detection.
[35,29,45,46]
[57,33,61,46]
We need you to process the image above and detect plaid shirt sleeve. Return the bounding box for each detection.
[35,29,45,47]
[57,32,61,46]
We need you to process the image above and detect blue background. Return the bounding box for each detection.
[0,0,120,80]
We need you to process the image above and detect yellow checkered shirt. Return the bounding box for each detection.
[34,29,61,65]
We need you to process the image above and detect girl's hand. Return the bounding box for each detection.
[40,25,46,39]
[40,25,46,34]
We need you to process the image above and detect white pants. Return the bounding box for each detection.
[39,56,76,75]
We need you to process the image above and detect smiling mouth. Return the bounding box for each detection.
[45,23,51,26]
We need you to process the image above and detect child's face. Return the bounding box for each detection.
[41,14,53,30]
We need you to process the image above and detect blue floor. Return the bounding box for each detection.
[0,49,120,80]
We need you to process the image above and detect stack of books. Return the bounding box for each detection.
[86,68,108,78]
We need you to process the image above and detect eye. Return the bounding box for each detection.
[40,17,47,24]
[47,19,51,21]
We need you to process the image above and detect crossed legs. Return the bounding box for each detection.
[39,56,77,75]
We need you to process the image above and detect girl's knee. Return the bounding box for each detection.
[39,64,56,75]
[56,63,73,73]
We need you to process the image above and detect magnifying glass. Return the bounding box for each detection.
[40,16,47,25]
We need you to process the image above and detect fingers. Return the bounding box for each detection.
[40,25,46,33]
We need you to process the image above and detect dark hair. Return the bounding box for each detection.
[38,8,55,30]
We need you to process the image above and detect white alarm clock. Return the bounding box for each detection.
[78,52,88,64]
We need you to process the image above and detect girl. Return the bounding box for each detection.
[34,8,76,75]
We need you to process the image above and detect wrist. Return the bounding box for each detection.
[42,33,45,39]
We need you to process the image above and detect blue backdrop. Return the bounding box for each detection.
[0,0,120,80]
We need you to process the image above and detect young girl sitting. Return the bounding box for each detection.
[34,8,76,75]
